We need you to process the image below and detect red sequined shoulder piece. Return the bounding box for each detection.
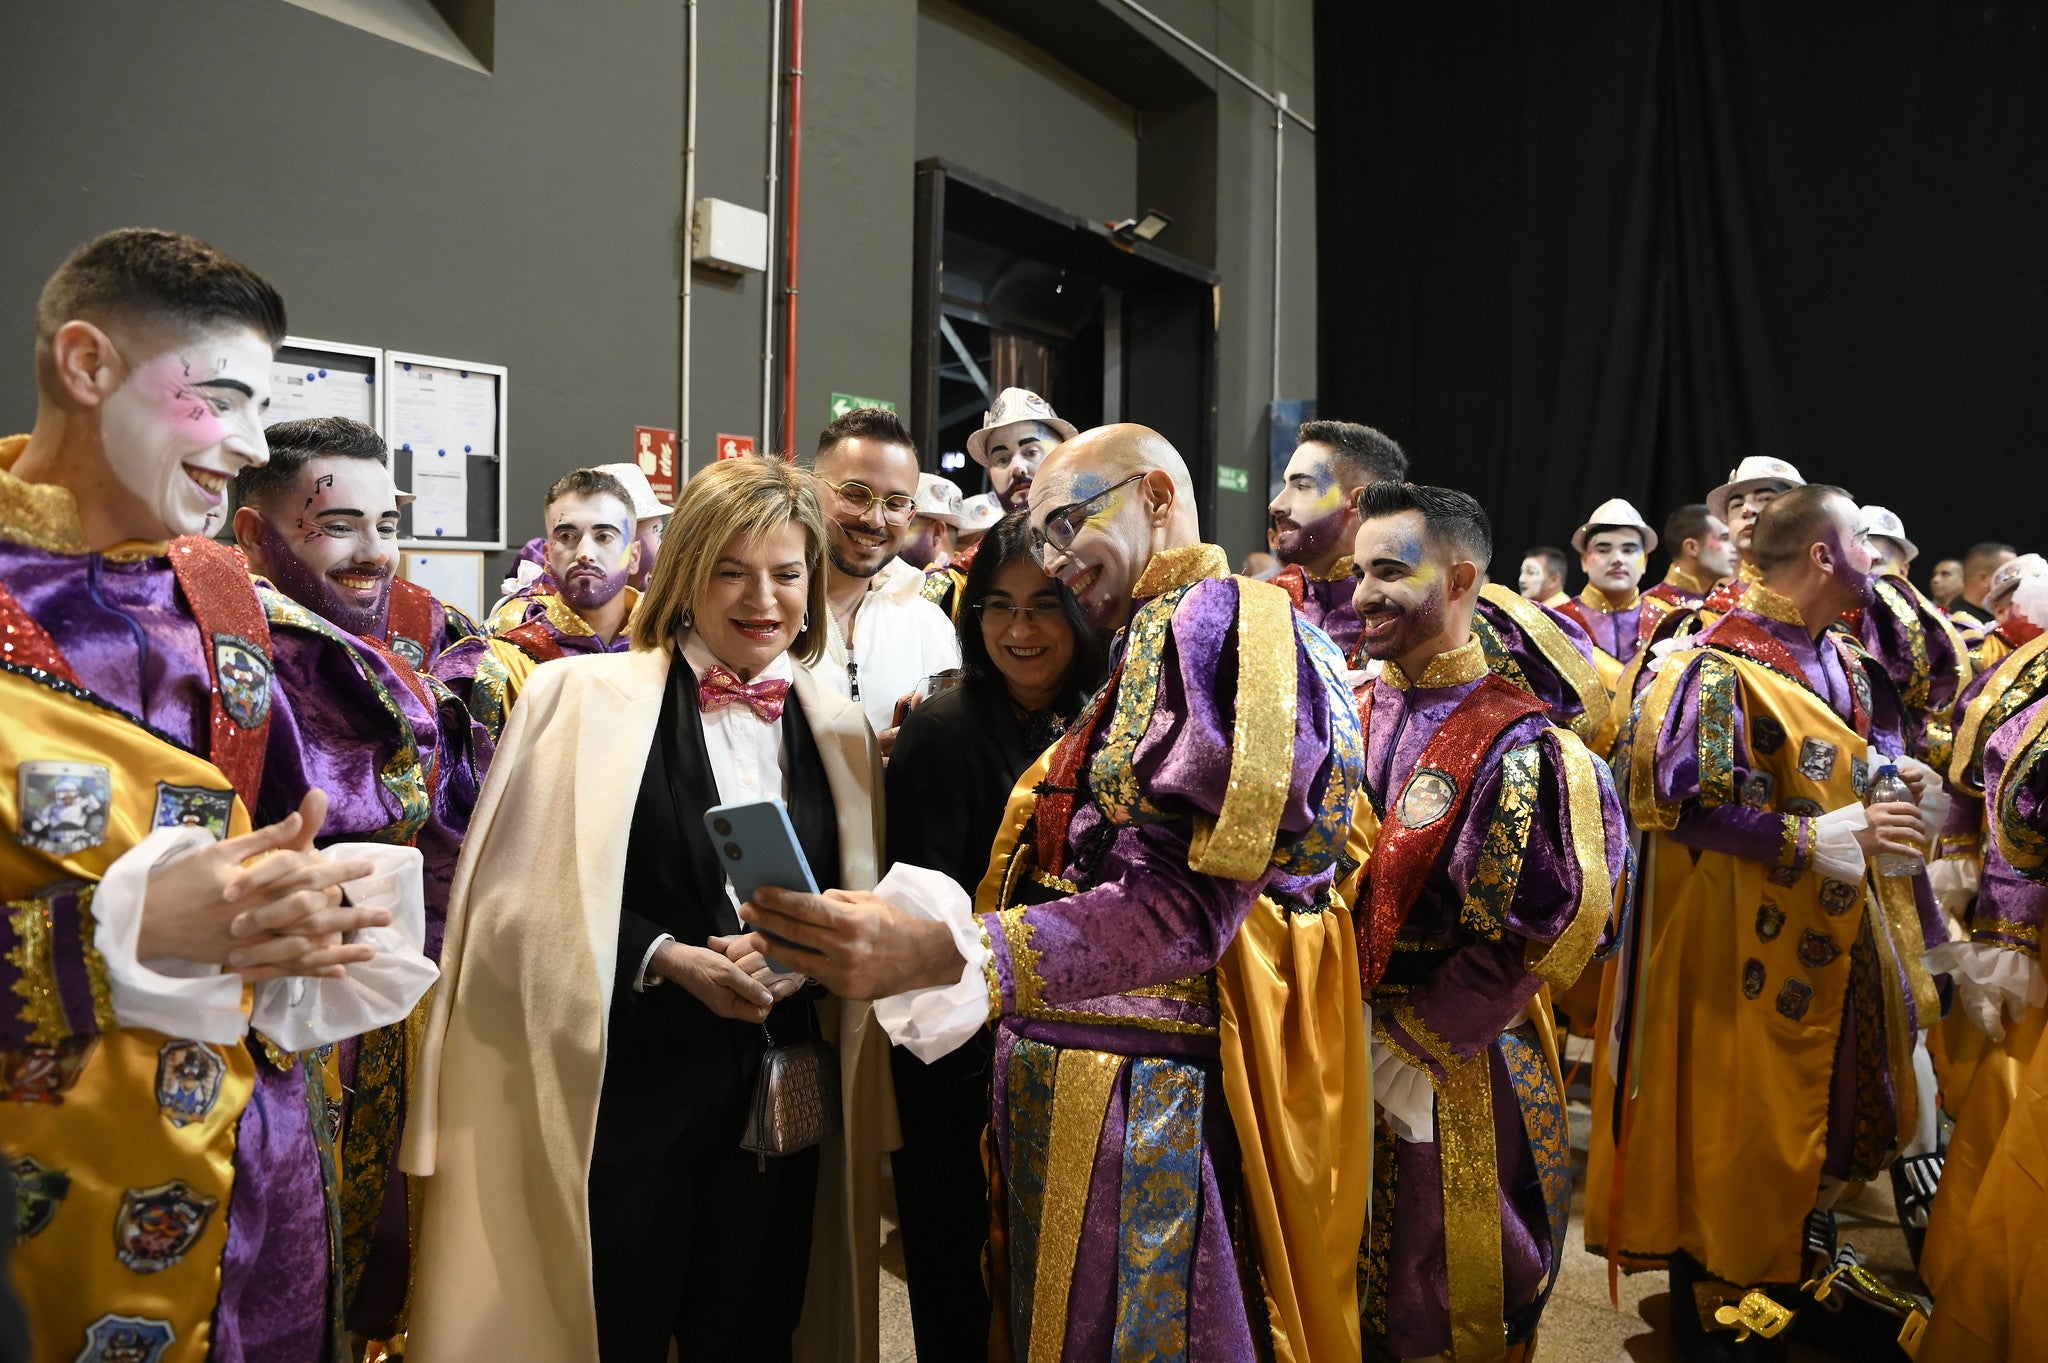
[0,580,80,685]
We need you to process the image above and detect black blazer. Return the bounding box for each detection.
[594,650,842,1165]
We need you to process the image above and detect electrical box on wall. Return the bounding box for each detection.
[692,198,769,274]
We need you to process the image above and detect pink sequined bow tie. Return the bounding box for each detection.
[698,665,790,723]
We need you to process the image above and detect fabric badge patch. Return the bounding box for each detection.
[1797,929,1843,969]
[154,1040,225,1129]
[0,1038,95,1104]
[1742,958,1767,999]
[152,783,233,841]
[1396,768,1457,829]
[1850,755,1870,799]
[1768,864,1804,887]
[11,1155,70,1239]
[1775,978,1815,1021]
[1783,797,1824,819]
[114,1181,218,1274]
[212,632,273,730]
[75,1313,175,1363]
[16,761,110,857]
[1819,879,1859,916]
[1755,903,1785,943]
[1849,666,1872,716]
[1751,715,1787,756]
[391,635,428,669]
[1742,770,1776,810]
[1798,738,1838,783]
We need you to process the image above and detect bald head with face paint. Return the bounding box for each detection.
[1026,423,1200,631]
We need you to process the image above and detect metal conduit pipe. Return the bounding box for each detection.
[679,0,698,471]
[1115,0,1314,407]
[760,0,782,452]
[778,0,806,456]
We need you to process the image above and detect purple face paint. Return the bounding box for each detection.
[256,517,392,638]
[561,562,631,611]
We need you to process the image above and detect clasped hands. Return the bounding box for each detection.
[136,788,391,981]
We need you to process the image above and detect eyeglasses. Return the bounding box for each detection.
[820,478,918,525]
[1028,473,1145,563]
[973,600,1065,625]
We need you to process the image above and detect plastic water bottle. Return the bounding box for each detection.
[1868,763,1925,878]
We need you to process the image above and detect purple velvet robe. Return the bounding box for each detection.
[1980,696,2048,950]
[1362,647,1626,1358]
[1858,567,1969,762]
[1559,589,1646,667]
[980,572,1358,1361]
[1644,606,1941,1178]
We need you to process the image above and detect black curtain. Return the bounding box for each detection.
[1315,2,2048,584]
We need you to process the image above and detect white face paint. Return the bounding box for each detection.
[98,329,274,538]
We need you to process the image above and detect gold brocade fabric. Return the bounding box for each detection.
[1313,554,1355,583]
[0,666,264,1363]
[1664,564,1715,597]
[1187,579,1299,881]
[1591,647,1925,1288]
[1476,583,1611,744]
[0,435,93,555]
[1132,542,1229,600]
[1382,637,1487,691]
[1739,581,1805,627]
[1026,1049,1123,1363]
[1950,631,2048,792]
[1576,583,1641,614]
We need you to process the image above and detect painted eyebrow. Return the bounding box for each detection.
[317,507,368,518]
[193,378,256,398]
[1369,556,1416,571]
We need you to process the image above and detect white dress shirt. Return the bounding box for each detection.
[636,635,796,988]
[812,557,962,733]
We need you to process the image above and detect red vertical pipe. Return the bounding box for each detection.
[779,0,805,456]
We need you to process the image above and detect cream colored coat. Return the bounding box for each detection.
[400,645,896,1363]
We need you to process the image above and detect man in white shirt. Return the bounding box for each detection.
[808,407,961,749]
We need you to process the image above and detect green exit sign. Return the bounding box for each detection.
[1216,465,1251,493]
[829,392,897,420]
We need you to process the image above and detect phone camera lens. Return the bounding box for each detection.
[723,842,743,861]
[713,818,732,836]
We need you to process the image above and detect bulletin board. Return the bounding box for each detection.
[270,337,383,432]
[384,350,508,550]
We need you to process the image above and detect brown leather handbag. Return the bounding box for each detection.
[739,1016,841,1169]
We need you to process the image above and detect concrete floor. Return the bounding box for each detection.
[874,1035,1928,1362]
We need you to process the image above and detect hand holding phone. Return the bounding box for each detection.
[703,799,817,973]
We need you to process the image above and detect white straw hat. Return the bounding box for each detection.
[1706,456,1805,524]
[965,388,1078,467]
[1571,497,1658,554]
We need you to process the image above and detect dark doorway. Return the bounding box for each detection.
[912,159,1219,520]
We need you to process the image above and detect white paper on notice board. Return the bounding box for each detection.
[389,361,496,540]
[269,360,375,426]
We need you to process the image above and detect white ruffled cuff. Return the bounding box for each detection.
[870,863,992,1063]
[248,844,438,1053]
[1371,1029,1436,1144]
[1929,855,1981,935]
[1812,804,1870,884]
[1926,939,2047,1043]
[95,826,252,1044]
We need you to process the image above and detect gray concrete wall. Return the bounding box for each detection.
[2,0,1311,572]
[916,1,1139,226]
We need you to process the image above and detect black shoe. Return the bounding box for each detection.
[1667,1255,1793,1363]
[1889,1152,1942,1265]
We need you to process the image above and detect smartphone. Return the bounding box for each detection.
[703,799,817,973]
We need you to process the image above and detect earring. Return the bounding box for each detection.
[801,611,810,631]
[680,609,694,632]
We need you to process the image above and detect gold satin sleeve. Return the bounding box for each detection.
[1189,578,1300,882]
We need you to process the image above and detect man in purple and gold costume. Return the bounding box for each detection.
[1643,503,1734,621]
[0,229,435,1363]
[1854,505,1971,770]
[1588,485,1944,1359]
[231,416,491,1341]
[1266,418,1409,656]
[740,423,1373,1361]
[1555,497,1659,691]
[1348,482,1628,1361]
[444,466,642,738]
[1916,690,2048,1361]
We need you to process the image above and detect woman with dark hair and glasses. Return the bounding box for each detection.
[881,509,1108,1360]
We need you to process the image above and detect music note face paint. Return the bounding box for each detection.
[98,328,274,538]
[256,456,401,637]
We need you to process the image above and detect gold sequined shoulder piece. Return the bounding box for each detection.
[1132,543,1229,599]
[0,436,92,555]
[1740,581,1806,627]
